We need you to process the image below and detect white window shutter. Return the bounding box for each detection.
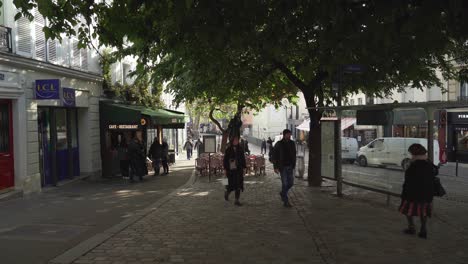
[60,37,70,67]
[47,39,58,63]
[71,38,80,68]
[15,13,32,56]
[34,9,46,61]
[80,48,88,71]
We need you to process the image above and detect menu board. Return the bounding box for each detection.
[203,135,216,153]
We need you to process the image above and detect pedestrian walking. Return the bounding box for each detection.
[399,143,437,239]
[273,129,296,207]
[161,138,169,174]
[128,131,147,182]
[223,135,247,206]
[261,138,267,154]
[148,137,163,175]
[267,137,274,161]
[194,138,203,157]
[183,138,194,160]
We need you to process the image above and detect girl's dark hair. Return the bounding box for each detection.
[408,143,427,155]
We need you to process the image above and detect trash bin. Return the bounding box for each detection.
[168,149,175,164]
[295,155,305,179]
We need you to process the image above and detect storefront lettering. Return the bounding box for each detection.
[458,114,468,119]
[108,124,139,130]
[35,79,60,99]
[62,87,76,107]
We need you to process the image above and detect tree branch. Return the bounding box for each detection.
[209,107,226,133]
[273,60,308,92]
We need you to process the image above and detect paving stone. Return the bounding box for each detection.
[71,160,468,264]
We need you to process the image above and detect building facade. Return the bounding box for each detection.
[0,1,102,194]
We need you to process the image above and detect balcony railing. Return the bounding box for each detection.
[0,25,12,53]
[458,95,468,102]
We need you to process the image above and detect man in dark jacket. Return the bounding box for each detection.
[128,131,146,182]
[273,129,296,207]
[148,137,162,175]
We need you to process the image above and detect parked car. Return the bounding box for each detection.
[357,137,440,170]
[341,137,359,163]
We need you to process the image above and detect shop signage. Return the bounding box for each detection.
[35,79,60,99]
[448,112,468,124]
[140,118,147,126]
[62,87,76,107]
[356,110,392,125]
[393,108,427,125]
[108,124,139,130]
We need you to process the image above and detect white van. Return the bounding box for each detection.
[357,137,440,170]
[342,137,359,163]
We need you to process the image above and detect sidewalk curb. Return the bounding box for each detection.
[49,169,197,264]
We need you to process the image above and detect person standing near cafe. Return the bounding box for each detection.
[128,130,147,182]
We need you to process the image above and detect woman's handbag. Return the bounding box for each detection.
[434,177,446,197]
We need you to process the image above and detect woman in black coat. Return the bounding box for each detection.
[399,143,436,239]
[223,136,247,206]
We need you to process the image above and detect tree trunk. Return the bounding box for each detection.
[307,110,322,187]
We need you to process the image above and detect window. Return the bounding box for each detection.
[350,99,355,106]
[295,105,299,120]
[358,98,363,105]
[461,81,468,98]
[369,139,384,150]
[0,102,10,153]
[457,130,468,152]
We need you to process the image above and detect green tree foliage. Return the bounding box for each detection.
[100,50,163,108]
[12,0,468,186]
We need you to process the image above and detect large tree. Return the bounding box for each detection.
[13,0,468,186]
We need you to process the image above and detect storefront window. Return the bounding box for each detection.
[56,109,68,151]
[457,130,468,152]
[69,109,78,148]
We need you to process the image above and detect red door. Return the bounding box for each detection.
[0,100,14,189]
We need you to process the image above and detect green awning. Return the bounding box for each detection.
[100,103,141,125]
[142,108,186,128]
[100,102,186,129]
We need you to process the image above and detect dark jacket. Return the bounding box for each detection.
[223,144,247,172]
[401,160,437,203]
[128,139,147,176]
[261,140,267,148]
[161,142,169,159]
[272,139,296,170]
[148,141,162,160]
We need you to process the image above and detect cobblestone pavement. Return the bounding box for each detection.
[70,165,468,264]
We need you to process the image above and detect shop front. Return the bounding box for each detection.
[35,80,81,186]
[99,102,185,178]
[447,109,468,163]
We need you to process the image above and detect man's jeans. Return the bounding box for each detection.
[280,166,294,203]
[152,159,161,175]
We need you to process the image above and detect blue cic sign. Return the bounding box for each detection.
[35,79,60,99]
[62,87,76,107]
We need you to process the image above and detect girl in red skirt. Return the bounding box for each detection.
[399,143,437,239]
